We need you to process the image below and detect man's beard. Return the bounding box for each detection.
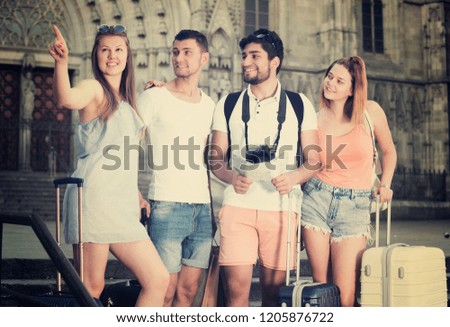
[243,67,271,85]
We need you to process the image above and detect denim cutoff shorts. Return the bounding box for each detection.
[301,177,373,243]
[148,200,212,273]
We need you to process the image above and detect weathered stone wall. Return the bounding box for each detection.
[1,0,449,199]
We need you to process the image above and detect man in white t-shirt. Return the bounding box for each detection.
[138,30,215,307]
[209,29,321,306]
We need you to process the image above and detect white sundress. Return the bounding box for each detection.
[63,101,149,244]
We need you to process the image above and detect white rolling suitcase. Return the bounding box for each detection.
[360,198,447,307]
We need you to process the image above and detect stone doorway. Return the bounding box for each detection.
[0,65,72,173]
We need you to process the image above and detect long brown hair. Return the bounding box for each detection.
[320,56,367,124]
[91,29,137,121]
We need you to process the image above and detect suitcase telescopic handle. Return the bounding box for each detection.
[54,177,84,188]
[285,189,302,286]
[53,177,85,285]
[374,196,392,248]
[286,192,292,286]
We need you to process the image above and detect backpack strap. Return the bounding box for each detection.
[363,110,377,165]
[224,90,304,167]
[224,91,242,163]
[285,91,304,166]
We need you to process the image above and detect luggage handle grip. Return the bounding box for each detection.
[54,177,84,188]
[374,196,392,247]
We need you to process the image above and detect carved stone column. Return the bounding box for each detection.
[18,54,35,171]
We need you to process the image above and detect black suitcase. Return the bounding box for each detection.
[31,177,102,307]
[277,190,341,307]
[100,279,141,307]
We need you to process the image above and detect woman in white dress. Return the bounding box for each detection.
[49,24,169,306]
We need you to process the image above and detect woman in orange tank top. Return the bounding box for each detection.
[301,56,397,306]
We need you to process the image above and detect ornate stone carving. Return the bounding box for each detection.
[374,82,393,123]
[209,70,231,102]
[157,48,170,66]
[110,0,122,20]
[136,41,148,68]
[392,85,409,131]
[409,87,424,129]
[156,0,165,16]
[190,0,205,31]
[90,6,101,24]
[423,6,446,80]
[0,0,68,49]
[209,29,232,70]
[296,75,316,106]
[20,70,35,121]
[22,53,35,71]
[135,3,144,19]
[136,18,146,37]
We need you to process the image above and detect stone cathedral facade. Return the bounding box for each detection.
[0,0,450,207]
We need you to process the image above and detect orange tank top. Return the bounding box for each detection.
[316,124,373,189]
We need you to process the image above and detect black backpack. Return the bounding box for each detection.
[223,90,304,166]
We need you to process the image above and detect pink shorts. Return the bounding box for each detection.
[218,205,297,270]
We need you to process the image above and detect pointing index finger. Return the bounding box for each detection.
[52,25,64,41]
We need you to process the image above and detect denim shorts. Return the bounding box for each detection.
[148,200,212,273]
[301,177,373,243]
